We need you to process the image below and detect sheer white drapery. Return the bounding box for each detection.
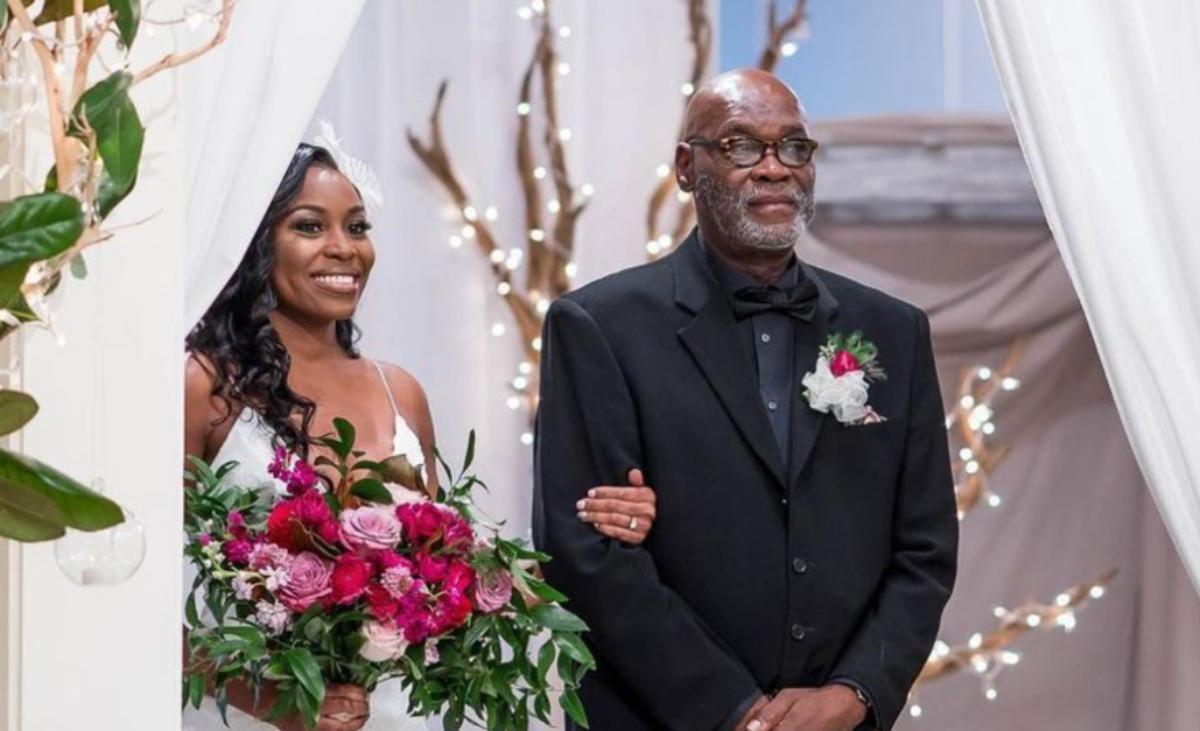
[977,0,1200,595]
[183,0,367,332]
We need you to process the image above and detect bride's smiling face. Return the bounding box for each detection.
[270,165,375,325]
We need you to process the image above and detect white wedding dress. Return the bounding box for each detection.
[183,361,436,731]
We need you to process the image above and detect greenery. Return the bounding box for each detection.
[0,1,230,542]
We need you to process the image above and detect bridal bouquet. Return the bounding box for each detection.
[184,420,593,729]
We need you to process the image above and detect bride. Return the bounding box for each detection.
[182,143,656,730]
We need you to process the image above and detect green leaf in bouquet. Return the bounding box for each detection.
[462,429,476,473]
[295,684,320,730]
[281,648,325,711]
[533,690,551,722]
[553,630,595,668]
[333,417,356,456]
[463,615,493,649]
[108,0,141,48]
[213,460,240,482]
[0,192,84,269]
[529,604,589,633]
[263,683,296,722]
[518,569,569,604]
[186,671,205,710]
[560,685,589,728]
[535,639,556,681]
[349,477,392,504]
[185,591,200,628]
[322,491,342,517]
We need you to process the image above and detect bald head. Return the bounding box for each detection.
[683,69,807,140]
[674,69,816,272]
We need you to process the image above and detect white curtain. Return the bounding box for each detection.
[314,0,704,531]
[183,0,367,332]
[976,0,1200,595]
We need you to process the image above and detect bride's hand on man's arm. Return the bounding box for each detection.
[576,468,657,544]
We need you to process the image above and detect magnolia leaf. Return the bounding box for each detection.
[69,253,87,279]
[0,448,123,533]
[0,501,64,542]
[31,0,106,25]
[69,71,133,138]
[0,390,38,436]
[108,0,140,48]
[0,193,84,268]
[97,168,135,218]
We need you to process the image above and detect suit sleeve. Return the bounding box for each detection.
[533,297,760,731]
[829,310,959,730]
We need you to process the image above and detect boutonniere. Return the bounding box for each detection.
[802,331,888,425]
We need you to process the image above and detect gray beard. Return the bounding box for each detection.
[694,174,815,253]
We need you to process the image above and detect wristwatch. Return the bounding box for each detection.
[851,685,871,710]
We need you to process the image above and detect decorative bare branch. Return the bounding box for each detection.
[409,0,586,422]
[406,82,542,364]
[912,569,1117,701]
[132,0,235,86]
[757,0,808,73]
[947,339,1027,518]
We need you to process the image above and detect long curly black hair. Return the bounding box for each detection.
[186,144,361,456]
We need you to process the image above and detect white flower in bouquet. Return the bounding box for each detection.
[359,621,409,663]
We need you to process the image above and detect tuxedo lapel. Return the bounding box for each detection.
[673,233,788,489]
[789,261,840,487]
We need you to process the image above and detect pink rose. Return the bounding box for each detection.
[278,552,333,612]
[359,620,409,663]
[330,553,374,605]
[473,568,513,614]
[340,506,402,552]
[830,349,862,377]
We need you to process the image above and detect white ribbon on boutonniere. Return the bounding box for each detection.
[802,331,888,425]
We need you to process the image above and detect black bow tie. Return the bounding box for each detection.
[731,278,819,321]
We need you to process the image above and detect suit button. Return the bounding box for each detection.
[792,558,808,575]
[790,624,806,641]
[781,497,789,506]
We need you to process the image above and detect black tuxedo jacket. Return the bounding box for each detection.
[533,231,957,730]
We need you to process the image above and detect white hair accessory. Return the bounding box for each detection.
[310,118,384,213]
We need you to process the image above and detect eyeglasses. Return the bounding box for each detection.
[686,136,819,168]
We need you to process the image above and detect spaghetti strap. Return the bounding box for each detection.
[371,360,402,418]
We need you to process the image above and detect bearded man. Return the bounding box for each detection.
[533,69,958,731]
